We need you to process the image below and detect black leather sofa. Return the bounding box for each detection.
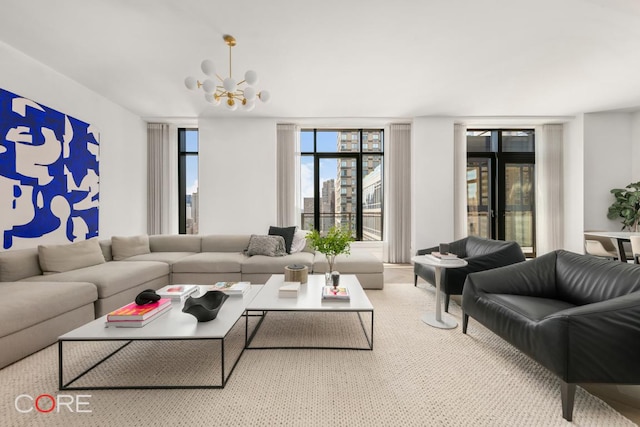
[462,250,640,421]
[414,236,525,312]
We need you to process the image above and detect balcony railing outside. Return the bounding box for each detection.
[300,212,382,241]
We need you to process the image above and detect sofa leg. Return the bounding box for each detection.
[444,294,450,313]
[414,275,418,287]
[560,381,576,421]
[462,313,469,334]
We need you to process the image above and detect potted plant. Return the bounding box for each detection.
[306,225,354,284]
[607,181,640,232]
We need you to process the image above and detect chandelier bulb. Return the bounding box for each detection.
[184,76,197,90]
[244,70,258,86]
[243,86,257,101]
[201,59,216,77]
[258,90,271,103]
[223,77,237,93]
[202,79,217,94]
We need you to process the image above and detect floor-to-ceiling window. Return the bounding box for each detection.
[467,129,535,256]
[300,129,383,241]
[178,128,198,234]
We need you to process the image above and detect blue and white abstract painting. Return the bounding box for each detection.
[0,88,99,250]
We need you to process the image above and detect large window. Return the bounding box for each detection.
[300,129,384,241]
[467,129,535,256]
[178,128,199,234]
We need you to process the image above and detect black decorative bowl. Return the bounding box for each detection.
[182,291,229,322]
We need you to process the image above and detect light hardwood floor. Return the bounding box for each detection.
[384,263,640,424]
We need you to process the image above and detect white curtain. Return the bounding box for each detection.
[385,123,412,263]
[536,124,564,255]
[453,124,468,240]
[147,123,177,235]
[276,123,299,227]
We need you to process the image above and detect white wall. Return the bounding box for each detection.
[632,112,640,182]
[583,112,634,232]
[198,118,277,234]
[411,117,456,251]
[0,41,147,249]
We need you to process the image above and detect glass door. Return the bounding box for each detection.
[467,158,493,239]
[500,162,535,255]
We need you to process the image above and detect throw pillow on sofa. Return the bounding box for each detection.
[111,235,151,261]
[268,226,296,254]
[246,235,287,257]
[290,229,310,253]
[38,238,106,274]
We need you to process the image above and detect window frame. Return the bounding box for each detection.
[301,128,384,241]
[178,128,198,234]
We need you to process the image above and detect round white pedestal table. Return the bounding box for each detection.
[412,255,468,329]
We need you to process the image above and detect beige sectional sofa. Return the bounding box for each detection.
[0,233,383,369]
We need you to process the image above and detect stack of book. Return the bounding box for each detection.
[105,298,171,328]
[207,281,251,296]
[322,286,350,300]
[430,251,459,260]
[156,284,199,302]
[279,282,300,298]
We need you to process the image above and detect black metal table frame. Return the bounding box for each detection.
[244,309,374,351]
[58,314,252,390]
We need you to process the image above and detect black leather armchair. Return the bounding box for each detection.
[414,236,525,312]
[462,250,640,421]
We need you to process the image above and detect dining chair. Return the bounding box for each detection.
[584,234,618,260]
[630,236,640,264]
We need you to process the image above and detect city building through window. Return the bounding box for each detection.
[178,128,199,234]
[300,129,384,241]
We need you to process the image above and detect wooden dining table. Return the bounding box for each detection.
[584,231,640,262]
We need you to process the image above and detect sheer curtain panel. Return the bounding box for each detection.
[536,123,564,255]
[147,123,177,235]
[276,124,299,227]
[453,124,468,240]
[385,123,412,263]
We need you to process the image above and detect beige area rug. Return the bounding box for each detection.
[0,283,635,427]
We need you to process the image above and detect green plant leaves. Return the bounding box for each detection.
[608,181,640,231]
[306,225,354,257]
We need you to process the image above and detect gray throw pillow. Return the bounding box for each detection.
[38,238,106,274]
[246,235,287,257]
[111,235,151,261]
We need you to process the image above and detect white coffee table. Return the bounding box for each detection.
[412,254,468,329]
[58,285,262,390]
[244,274,374,350]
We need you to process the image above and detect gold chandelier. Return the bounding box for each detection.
[184,34,270,111]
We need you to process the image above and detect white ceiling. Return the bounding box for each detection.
[2,0,640,120]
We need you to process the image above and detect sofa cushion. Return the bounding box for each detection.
[0,281,97,338]
[246,235,286,257]
[20,261,168,299]
[118,252,195,265]
[201,235,251,252]
[111,235,151,261]
[486,294,575,322]
[149,235,201,252]
[268,226,296,254]
[38,238,105,274]
[313,252,384,274]
[242,252,314,274]
[0,247,42,282]
[173,252,247,273]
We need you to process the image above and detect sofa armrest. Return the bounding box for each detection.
[462,251,559,298]
[544,292,640,382]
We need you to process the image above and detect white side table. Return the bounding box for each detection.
[412,254,468,329]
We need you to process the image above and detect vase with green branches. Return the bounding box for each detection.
[607,181,640,232]
[306,225,354,285]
